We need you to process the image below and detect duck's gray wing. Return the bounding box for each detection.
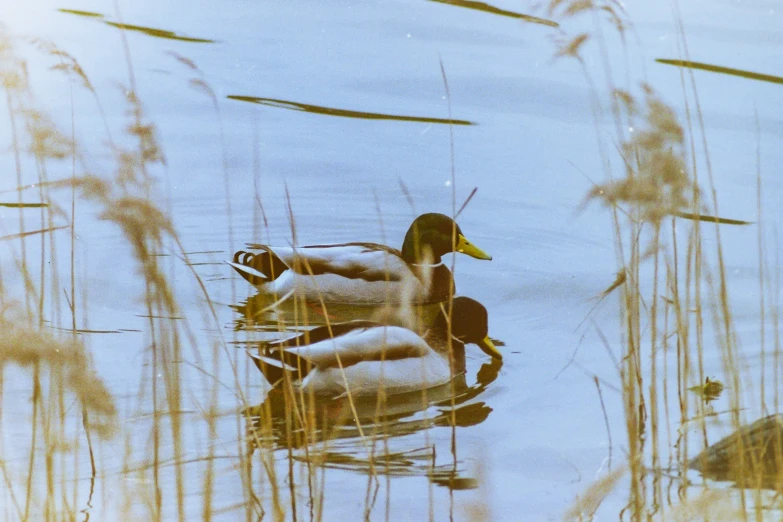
[242,243,411,282]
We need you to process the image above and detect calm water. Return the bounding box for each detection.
[1,0,782,519]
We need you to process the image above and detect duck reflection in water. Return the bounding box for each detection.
[245,357,502,489]
[242,297,503,489]
[231,290,445,334]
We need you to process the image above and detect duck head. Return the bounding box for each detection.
[401,213,492,264]
[438,297,502,360]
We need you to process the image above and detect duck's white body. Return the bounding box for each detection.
[250,325,455,397]
[228,244,449,305]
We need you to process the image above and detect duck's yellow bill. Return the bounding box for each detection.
[478,335,502,360]
[457,234,492,260]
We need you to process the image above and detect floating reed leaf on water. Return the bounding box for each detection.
[0,202,47,208]
[56,8,104,18]
[670,210,753,226]
[227,95,476,125]
[656,59,783,86]
[104,22,217,44]
[427,0,559,27]
[57,8,217,44]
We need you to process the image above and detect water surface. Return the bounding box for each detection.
[1,0,782,519]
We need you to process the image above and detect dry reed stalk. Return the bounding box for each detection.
[3,20,301,520]
[547,0,774,519]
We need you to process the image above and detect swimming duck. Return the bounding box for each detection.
[227,213,491,305]
[248,297,501,397]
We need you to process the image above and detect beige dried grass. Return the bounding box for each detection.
[562,465,626,521]
[0,311,116,438]
[587,86,690,225]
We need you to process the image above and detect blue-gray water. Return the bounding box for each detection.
[1,0,782,519]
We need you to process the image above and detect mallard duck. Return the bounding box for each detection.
[247,297,501,397]
[227,213,491,305]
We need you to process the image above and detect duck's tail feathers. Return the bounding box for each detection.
[248,348,313,387]
[228,249,288,285]
[248,352,286,387]
[226,260,268,285]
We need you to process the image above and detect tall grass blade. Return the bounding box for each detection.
[0,225,68,241]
